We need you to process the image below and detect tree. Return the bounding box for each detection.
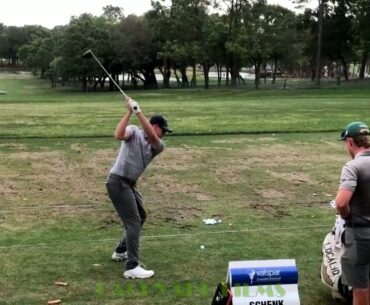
[58,14,113,91]
[323,0,354,80]
[164,0,212,88]
[19,32,55,78]
[235,0,274,88]
[202,13,229,87]
[267,5,299,83]
[351,0,370,79]
[294,0,330,85]
[147,1,175,88]
[0,25,48,66]
[103,5,124,23]
[219,0,250,86]
[116,15,161,88]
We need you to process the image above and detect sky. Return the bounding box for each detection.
[0,0,316,29]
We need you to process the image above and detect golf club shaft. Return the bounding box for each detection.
[89,51,127,98]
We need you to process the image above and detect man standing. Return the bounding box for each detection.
[106,97,173,279]
[336,121,370,305]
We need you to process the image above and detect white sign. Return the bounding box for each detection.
[227,260,300,305]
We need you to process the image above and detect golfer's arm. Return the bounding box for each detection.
[114,112,132,140]
[136,112,161,147]
[336,189,353,220]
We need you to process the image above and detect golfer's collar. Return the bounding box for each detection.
[354,149,370,158]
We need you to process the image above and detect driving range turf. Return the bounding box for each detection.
[1,76,370,304]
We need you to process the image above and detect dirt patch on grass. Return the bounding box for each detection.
[1,150,110,205]
[265,170,317,185]
[243,144,346,170]
[215,160,251,184]
[250,202,290,218]
[0,181,19,198]
[0,143,27,150]
[143,175,214,201]
[152,147,206,171]
[211,138,254,144]
[257,189,286,199]
[70,143,88,153]
[161,205,202,228]
[211,136,278,145]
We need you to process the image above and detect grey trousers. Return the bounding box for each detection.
[106,174,147,270]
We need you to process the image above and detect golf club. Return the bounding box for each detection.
[82,49,128,98]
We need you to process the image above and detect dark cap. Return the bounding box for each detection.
[340,121,370,140]
[150,114,173,133]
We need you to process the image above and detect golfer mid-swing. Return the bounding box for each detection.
[106,97,172,279]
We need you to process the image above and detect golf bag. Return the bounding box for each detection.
[320,214,352,301]
[211,282,232,305]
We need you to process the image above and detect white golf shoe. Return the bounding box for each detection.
[123,266,155,279]
[111,251,128,261]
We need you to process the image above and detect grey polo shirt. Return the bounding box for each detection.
[339,150,370,224]
[110,125,165,181]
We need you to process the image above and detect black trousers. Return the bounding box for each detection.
[106,174,147,270]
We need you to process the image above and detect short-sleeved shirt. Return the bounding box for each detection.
[109,125,165,181]
[339,150,370,225]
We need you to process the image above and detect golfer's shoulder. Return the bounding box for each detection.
[157,139,165,151]
[152,139,165,155]
[126,125,140,136]
[342,159,359,175]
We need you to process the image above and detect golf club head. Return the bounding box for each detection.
[82,49,93,59]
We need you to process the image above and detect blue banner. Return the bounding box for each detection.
[230,266,298,286]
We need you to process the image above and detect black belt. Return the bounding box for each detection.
[110,174,137,187]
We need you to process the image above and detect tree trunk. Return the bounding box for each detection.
[191,64,197,87]
[142,67,158,89]
[315,0,324,86]
[82,76,87,92]
[179,66,189,87]
[230,54,239,86]
[310,60,316,82]
[216,64,222,86]
[100,77,105,89]
[161,57,171,88]
[340,57,349,80]
[109,79,113,91]
[202,63,211,89]
[121,70,125,89]
[174,68,181,87]
[93,78,99,90]
[272,57,278,84]
[226,65,230,86]
[359,51,368,80]
[254,61,261,89]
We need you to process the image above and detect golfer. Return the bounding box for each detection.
[106,97,172,279]
[336,121,370,305]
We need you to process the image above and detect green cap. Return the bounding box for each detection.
[340,121,370,140]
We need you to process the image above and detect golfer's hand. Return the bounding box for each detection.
[125,97,133,114]
[129,100,141,114]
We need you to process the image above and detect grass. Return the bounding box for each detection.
[1,76,370,138]
[0,75,369,304]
